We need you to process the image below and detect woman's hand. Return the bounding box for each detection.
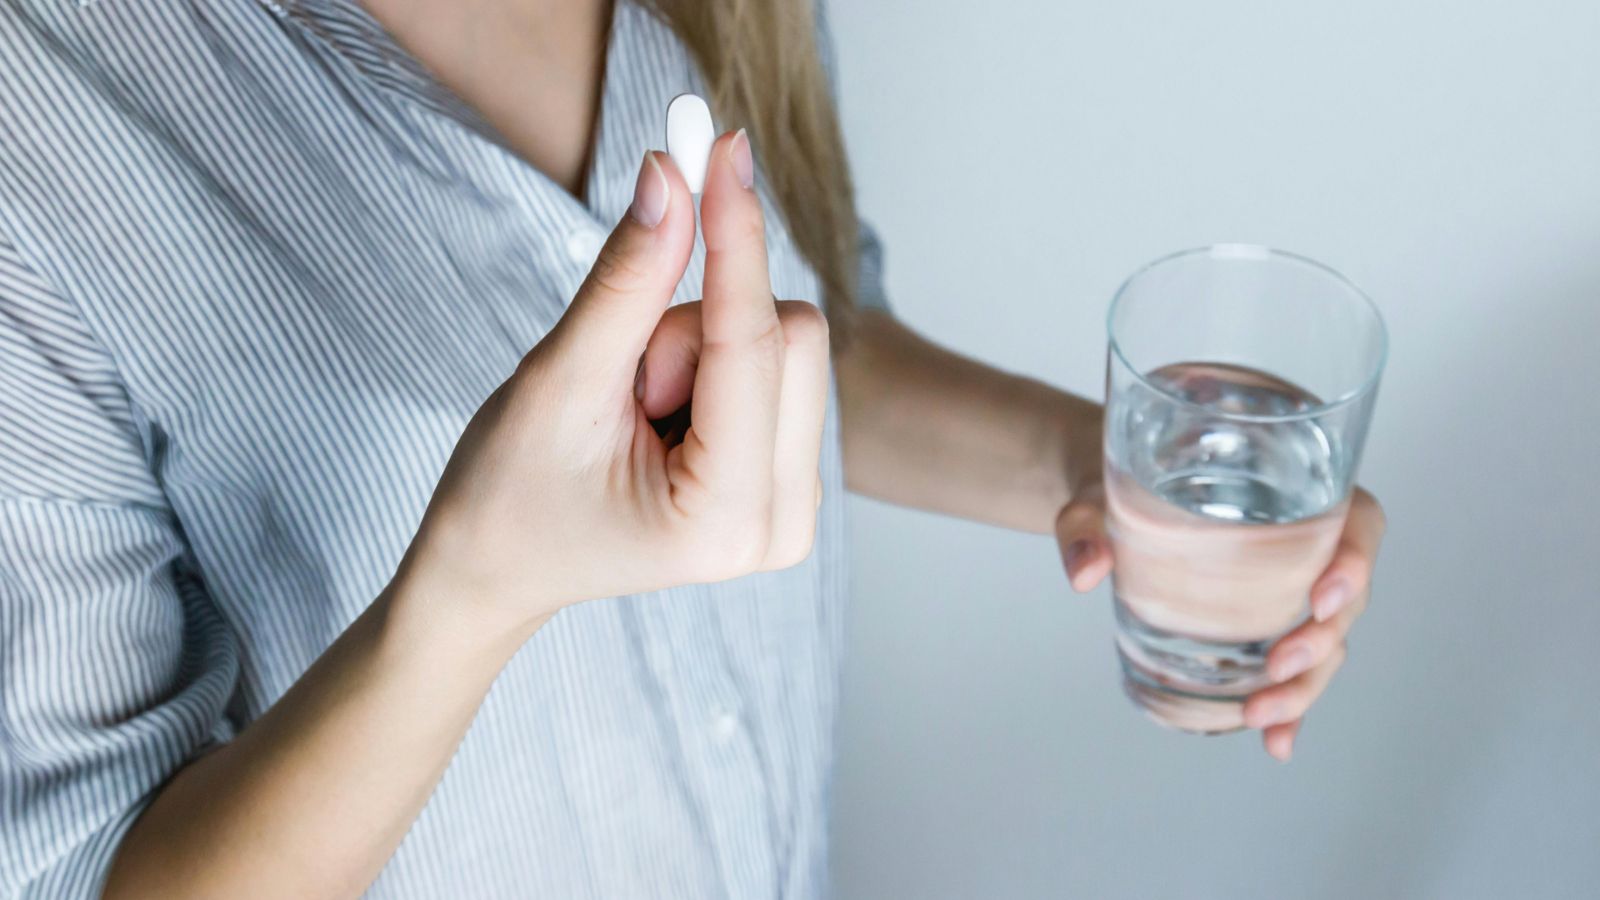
[103,137,829,900]
[1055,484,1387,761]
[403,131,830,644]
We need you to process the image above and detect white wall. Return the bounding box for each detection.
[826,2,1600,897]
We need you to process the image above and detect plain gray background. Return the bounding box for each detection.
[825,2,1600,898]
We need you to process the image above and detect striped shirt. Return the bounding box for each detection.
[0,1,888,896]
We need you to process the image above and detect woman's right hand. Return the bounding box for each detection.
[400,131,831,641]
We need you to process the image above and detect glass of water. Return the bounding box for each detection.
[1104,245,1386,734]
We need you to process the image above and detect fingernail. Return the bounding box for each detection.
[1272,645,1313,682]
[1063,539,1091,577]
[730,129,754,189]
[1313,579,1351,621]
[633,357,646,401]
[1268,737,1293,763]
[630,152,669,228]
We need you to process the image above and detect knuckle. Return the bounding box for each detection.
[726,516,772,574]
[734,206,767,246]
[687,507,771,580]
[1285,691,1314,718]
[762,518,818,572]
[1339,551,1376,588]
[1329,535,1373,578]
[585,243,651,297]
[776,301,829,349]
[1054,499,1103,540]
[707,204,767,254]
[1296,623,1333,656]
[746,319,787,372]
[780,529,818,570]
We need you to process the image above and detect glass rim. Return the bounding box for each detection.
[1106,244,1389,424]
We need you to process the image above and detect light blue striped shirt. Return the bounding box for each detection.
[0,1,888,896]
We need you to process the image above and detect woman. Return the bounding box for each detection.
[0,0,1385,896]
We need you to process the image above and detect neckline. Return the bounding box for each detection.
[277,0,634,223]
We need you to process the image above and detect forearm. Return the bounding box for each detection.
[836,310,1102,534]
[104,557,541,900]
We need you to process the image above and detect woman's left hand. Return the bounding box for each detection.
[1054,484,1387,761]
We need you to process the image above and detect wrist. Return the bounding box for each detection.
[382,532,556,668]
[1039,390,1104,514]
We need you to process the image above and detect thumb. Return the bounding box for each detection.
[1055,481,1112,592]
[548,151,695,382]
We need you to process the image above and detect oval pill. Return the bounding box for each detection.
[665,93,714,194]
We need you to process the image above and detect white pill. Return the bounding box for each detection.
[665,93,714,194]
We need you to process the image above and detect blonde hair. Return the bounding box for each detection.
[645,0,861,341]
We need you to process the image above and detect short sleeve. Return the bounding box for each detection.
[0,234,239,898]
[813,0,893,315]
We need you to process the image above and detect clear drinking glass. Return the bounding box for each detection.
[1104,245,1386,734]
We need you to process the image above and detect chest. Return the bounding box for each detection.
[1,0,829,609]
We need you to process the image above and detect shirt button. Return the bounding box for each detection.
[565,227,606,267]
[710,707,740,743]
